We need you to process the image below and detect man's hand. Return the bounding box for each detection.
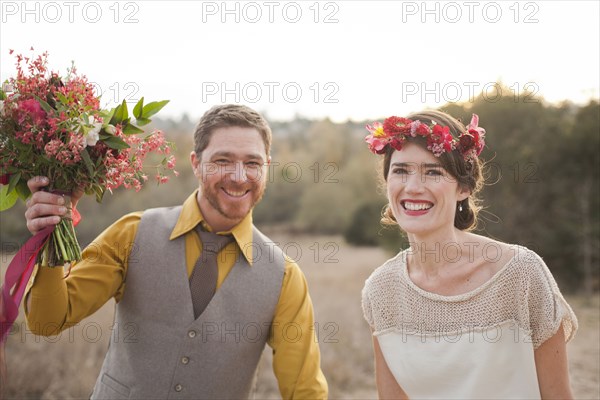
[24,176,84,234]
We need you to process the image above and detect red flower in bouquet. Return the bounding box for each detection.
[0,49,176,267]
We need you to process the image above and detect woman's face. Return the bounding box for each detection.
[387,142,469,239]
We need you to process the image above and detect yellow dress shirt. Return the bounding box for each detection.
[25,191,328,399]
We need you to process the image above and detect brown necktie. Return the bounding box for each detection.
[189,226,234,319]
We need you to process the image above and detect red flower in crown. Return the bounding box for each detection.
[365,113,486,161]
[389,136,405,151]
[458,114,486,157]
[459,133,476,150]
[413,122,430,136]
[0,175,9,185]
[384,116,412,135]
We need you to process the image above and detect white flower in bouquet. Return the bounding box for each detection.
[85,116,102,146]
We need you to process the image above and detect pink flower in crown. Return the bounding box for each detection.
[365,122,390,154]
[366,121,386,137]
[466,114,485,137]
[409,120,428,137]
[365,134,389,154]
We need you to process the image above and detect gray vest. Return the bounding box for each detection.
[91,206,285,399]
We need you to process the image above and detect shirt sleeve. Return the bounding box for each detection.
[526,250,578,349]
[267,258,328,400]
[24,212,142,335]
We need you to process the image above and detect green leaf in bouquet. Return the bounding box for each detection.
[80,148,95,176]
[123,123,144,135]
[15,180,31,202]
[7,172,21,194]
[101,108,116,126]
[135,117,152,126]
[33,95,54,114]
[101,135,130,150]
[83,113,90,125]
[133,97,144,119]
[56,92,69,105]
[142,100,169,118]
[111,100,129,124]
[0,185,18,211]
[0,88,5,101]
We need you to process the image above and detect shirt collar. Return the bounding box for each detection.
[170,190,255,265]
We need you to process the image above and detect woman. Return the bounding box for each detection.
[361,110,577,399]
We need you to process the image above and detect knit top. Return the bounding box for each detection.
[362,245,577,399]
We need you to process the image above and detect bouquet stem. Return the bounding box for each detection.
[39,196,82,267]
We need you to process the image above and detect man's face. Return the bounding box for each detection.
[191,126,269,230]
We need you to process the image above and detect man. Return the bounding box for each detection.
[23,104,328,399]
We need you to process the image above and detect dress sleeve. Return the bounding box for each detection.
[362,279,375,329]
[526,251,578,349]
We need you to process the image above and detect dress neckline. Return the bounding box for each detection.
[399,245,524,302]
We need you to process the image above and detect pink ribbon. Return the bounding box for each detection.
[0,226,54,343]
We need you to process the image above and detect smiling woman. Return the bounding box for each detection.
[361,110,577,399]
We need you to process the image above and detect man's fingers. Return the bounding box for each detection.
[25,192,67,235]
[27,176,50,193]
[26,215,61,235]
[29,190,66,208]
[25,203,67,220]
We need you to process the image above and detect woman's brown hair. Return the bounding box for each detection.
[381,110,484,231]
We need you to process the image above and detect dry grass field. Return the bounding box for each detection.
[1,234,599,399]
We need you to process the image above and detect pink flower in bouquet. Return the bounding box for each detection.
[0,49,174,267]
[18,99,46,124]
[0,175,9,185]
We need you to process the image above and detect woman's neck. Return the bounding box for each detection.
[407,229,467,274]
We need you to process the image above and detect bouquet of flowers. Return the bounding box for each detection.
[0,49,176,267]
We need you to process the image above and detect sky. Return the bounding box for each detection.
[1,0,599,122]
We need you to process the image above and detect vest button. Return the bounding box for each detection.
[174,384,183,392]
[181,356,190,365]
[188,330,197,338]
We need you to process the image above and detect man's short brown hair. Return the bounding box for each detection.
[193,104,272,159]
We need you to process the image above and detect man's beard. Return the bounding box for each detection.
[201,180,266,221]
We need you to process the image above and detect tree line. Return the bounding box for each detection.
[1,86,598,293]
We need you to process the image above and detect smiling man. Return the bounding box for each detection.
[23,104,328,399]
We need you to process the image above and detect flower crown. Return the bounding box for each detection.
[365,113,486,162]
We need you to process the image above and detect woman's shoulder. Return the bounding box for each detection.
[363,249,408,293]
[462,233,545,277]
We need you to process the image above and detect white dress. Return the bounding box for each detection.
[362,245,577,399]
